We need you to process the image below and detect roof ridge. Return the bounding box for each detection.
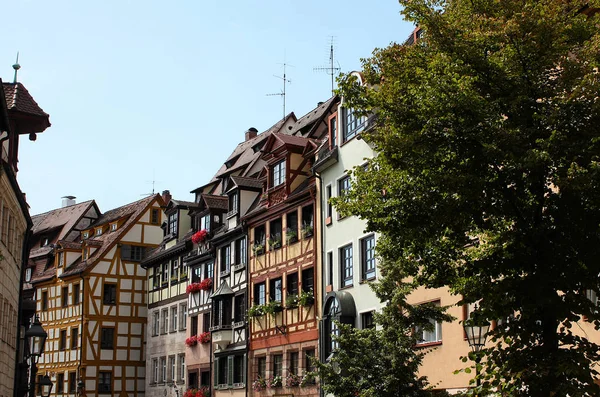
[31,199,96,218]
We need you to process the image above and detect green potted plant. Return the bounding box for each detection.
[301,223,314,238]
[286,228,298,244]
[247,304,265,317]
[285,293,299,308]
[263,300,284,315]
[253,242,265,256]
[298,290,314,306]
[268,233,282,250]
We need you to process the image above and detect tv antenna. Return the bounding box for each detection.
[12,52,20,83]
[313,37,341,95]
[141,171,159,197]
[267,62,292,120]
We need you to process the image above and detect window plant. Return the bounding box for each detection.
[298,290,314,306]
[252,377,267,392]
[191,229,208,245]
[301,223,313,238]
[286,373,301,387]
[286,228,298,244]
[268,376,282,388]
[199,278,213,291]
[268,233,282,250]
[263,300,284,315]
[198,331,211,344]
[253,243,265,256]
[185,335,198,346]
[247,304,265,317]
[285,294,299,308]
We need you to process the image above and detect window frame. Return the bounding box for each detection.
[98,371,112,394]
[103,283,117,305]
[272,159,286,187]
[340,244,353,288]
[100,327,115,349]
[361,234,376,281]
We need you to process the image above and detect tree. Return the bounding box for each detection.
[334,0,600,395]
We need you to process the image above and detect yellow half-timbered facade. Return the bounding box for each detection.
[33,194,164,397]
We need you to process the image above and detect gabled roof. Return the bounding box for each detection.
[2,82,51,131]
[201,194,228,211]
[262,133,319,156]
[211,280,234,298]
[227,175,264,192]
[289,95,338,138]
[60,194,162,278]
[31,200,98,242]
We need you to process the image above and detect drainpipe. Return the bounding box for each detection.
[312,170,326,397]
[77,273,85,395]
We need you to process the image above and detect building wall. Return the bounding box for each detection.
[0,171,28,397]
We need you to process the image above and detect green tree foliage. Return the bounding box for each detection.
[334,0,600,395]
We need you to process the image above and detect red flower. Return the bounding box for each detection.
[199,278,213,291]
[185,336,198,346]
[186,283,202,294]
[192,229,208,244]
[199,331,211,344]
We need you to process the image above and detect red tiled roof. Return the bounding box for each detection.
[31,200,97,242]
[229,175,264,191]
[60,194,162,278]
[2,82,50,122]
[202,194,228,210]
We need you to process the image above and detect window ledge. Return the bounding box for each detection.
[359,277,376,284]
[414,341,442,349]
[339,284,354,290]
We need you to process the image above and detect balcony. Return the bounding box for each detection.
[211,328,232,350]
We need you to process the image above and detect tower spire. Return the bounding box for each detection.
[12,52,20,83]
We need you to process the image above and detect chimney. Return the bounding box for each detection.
[245,127,258,141]
[61,196,76,208]
[162,190,172,205]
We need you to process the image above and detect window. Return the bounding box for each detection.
[58,251,64,267]
[103,284,117,305]
[153,312,160,336]
[229,192,239,214]
[286,211,298,242]
[71,327,79,349]
[213,297,232,328]
[361,311,375,329]
[74,284,80,305]
[161,309,169,334]
[329,115,337,148]
[235,238,247,265]
[25,268,32,282]
[62,286,69,307]
[343,107,365,142]
[361,235,376,280]
[254,282,266,305]
[179,304,187,330]
[234,294,246,323]
[59,329,67,350]
[338,175,351,197]
[327,252,333,286]
[305,349,316,372]
[171,306,178,332]
[200,371,210,387]
[257,357,267,379]
[190,315,198,336]
[287,273,298,296]
[204,261,214,279]
[168,212,178,235]
[326,185,332,220]
[233,355,245,384]
[415,302,443,344]
[270,278,282,302]
[254,225,266,246]
[289,351,299,375]
[41,291,48,310]
[201,214,211,232]
[217,357,228,385]
[178,354,186,382]
[270,218,282,248]
[98,372,112,393]
[111,223,117,232]
[220,245,231,273]
[272,160,286,186]
[152,359,159,384]
[57,373,64,394]
[273,354,283,377]
[169,355,176,382]
[121,245,146,262]
[101,327,114,349]
[202,312,211,333]
[68,372,77,393]
[160,357,167,383]
[96,228,102,236]
[340,244,353,288]
[301,205,314,233]
[171,259,179,280]
[162,263,169,284]
[302,268,314,293]
[151,208,160,224]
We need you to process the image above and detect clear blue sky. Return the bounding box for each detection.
[1,0,413,215]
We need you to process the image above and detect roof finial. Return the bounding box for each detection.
[12,52,20,83]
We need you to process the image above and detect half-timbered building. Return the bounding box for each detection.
[245,97,338,396]
[33,194,164,397]
[142,191,197,397]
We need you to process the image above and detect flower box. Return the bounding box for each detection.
[185,336,198,346]
[191,229,208,245]
[199,331,211,344]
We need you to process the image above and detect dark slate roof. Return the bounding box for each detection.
[2,82,51,129]
[31,200,97,241]
[230,175,263,191]
[202,194,228,210]
[60,194,161,278]
[211,281,234,298]
[289,95,338,137]
[170,199,200,208]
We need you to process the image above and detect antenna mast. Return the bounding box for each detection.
[313,37,341,95]
[12,52,20,83]
[267,62,292,120]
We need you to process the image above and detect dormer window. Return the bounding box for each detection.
[329,114,337,149]
[200,214,211,233]
[272,160,286,187]
[229,192,239,215]
[111,223,117,232]
[25,268,32,282]
[96,228,102,236]
[168,212,178,235]
[41,237,50,247]
[83,232,89,239]
[343,107,365,143]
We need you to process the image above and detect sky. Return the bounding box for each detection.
[1,0,414,216]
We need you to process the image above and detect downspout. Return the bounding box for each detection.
[312,170,326,397]
[13,228,32,397]
[78,273,85,393]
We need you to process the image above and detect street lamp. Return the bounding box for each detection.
[24,316,49,397]
[39,374,53,397]
[463,316,490,393]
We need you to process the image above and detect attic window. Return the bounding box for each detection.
[41,237,50,247]
[252,140,266,153]
[225,155,241,169]
[111,224,117,232]
[25,268,32,282]
[83,232,89,239]
[96,228,102,236]
[272,160,286,187]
